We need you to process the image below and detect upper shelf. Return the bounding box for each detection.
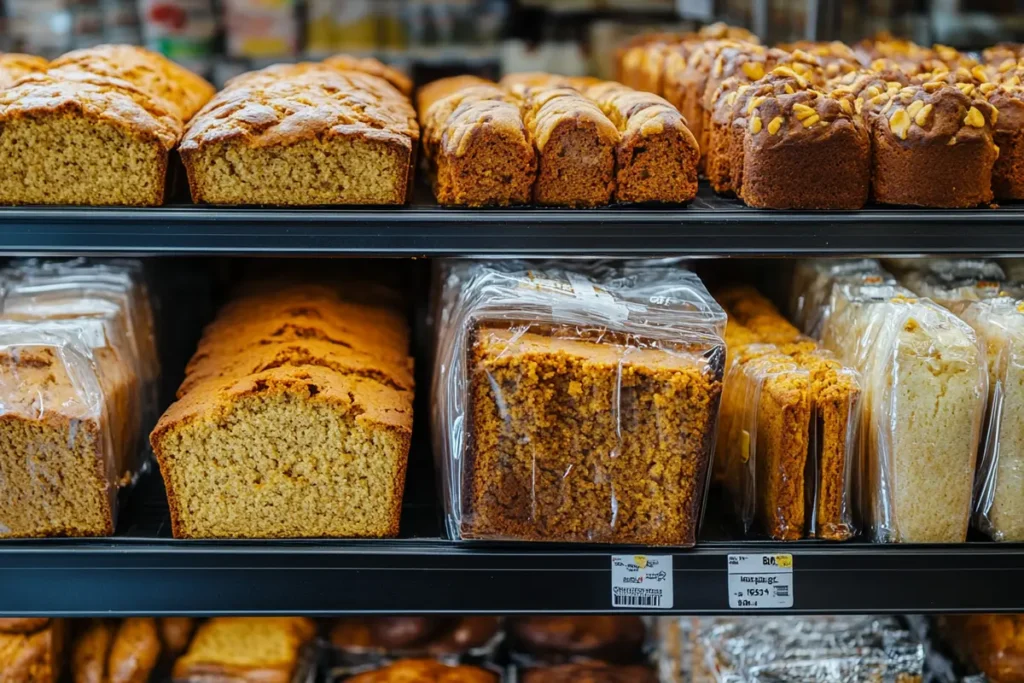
[2,184,1023,257]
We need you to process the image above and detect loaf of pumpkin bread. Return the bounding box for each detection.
[172,618,315,682]
[0,45,211,206]
[0,53,47,89]
[180,64,418,205]
[151,282,414,539]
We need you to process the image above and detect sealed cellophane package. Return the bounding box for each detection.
[0,324,119,537]
[0,259,160,425]
[0,259,157,538]
[434,261,727,545]
[788,259,895,339]
[716,287,860,542]
[901,273,1024,542]
[821,282,987,543]
[686,616,924,683]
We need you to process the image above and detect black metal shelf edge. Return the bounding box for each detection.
[1,539,1020,616]
[3,186,1024,255]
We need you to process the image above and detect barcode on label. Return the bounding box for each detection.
[612,593,662,607]
[775,584,789,598]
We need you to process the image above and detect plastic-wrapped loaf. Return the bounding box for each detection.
[716,287,860,541]
[0,325,119,537]
[900,273,1024,542]
[788,259,895,339]
[821,283,987,542]
[694,616,924,683]
[434,261,726,545]
[0,259,159,426]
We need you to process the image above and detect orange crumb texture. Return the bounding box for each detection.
[462,325,723,546]
[715,285,860,541]
[172,617,315,683]
[150,281,414,539]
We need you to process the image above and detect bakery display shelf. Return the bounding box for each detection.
[2,183,1024,256]
[2,465,1024,617]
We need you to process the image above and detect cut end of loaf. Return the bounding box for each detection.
[0,115,166,206]
[183,137,411,206]
[0,414,113,538]
[614,128,699,204]
[533,119,615,207]
[153,386,407,539]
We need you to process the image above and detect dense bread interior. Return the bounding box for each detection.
[0,117,165,206]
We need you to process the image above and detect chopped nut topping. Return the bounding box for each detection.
[866,85,881,98]
[750,113,763,133]
[972,65,990,82]
[948,136,957,145]
[768,116,784,134]
[956,67,974,81]
[742,61,765,80]
[889,108,911,139]
[980,82,999,94]
[957,83,976,96]
[992,107,1000,126]
[839,98,853,114]
[914,103,933,126]
[964,106,986,127]
[784,84,795,94]
[923,82,943,92]
[725,91,738,106]
[792,102,817,120]
[747,95,766,113]
[802,113,821,127]
[907,100,924,118]
[855,97,864,114]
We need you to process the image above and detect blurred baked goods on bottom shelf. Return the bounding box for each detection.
[344,658,498,682]
[938,614,1024,683]
[329,617,500,657]
[508,617,646,663]
[521,661,658,683]
[71,618,161,683]
[0,618,63,683]
[172,617,316,682]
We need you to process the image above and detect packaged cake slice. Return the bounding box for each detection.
[433,260,726,545]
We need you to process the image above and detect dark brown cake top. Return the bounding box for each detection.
[984,43,1024,66]
[781,41,861,79]
[874,83,997,145]
[985,79,1024,132]
[828,68,909,100]
[914,64,993,95]
[710,70,813,126]
[745,89,864,144]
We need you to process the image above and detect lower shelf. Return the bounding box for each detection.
[1,471,1022,616]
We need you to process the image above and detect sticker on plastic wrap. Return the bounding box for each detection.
[727,554,794,609]
[611,555,673,609]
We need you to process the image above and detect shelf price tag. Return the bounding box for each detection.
[611,555,673,609]
[727,553,794,609]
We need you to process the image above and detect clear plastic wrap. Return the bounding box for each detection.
[0,259,160,426]
[717,288,860,542]
[788,259,895,339]
[0,324,118,537]
[433,261,727,545]
[883,257,1007,281]
[693,617,924,683]
[821,283,987,543]
[899,272,1024,541]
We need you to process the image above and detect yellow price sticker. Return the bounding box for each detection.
[775,554,793,569]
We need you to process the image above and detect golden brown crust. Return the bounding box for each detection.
[0,620,49,634]
[49,44,214,121]
[172,618,315,683]
[0,72,181,150]
[522,662,657,683]
[417,75,489,113]
[0,53,48,89]
[72,620,114,683]
[107,618,160,683]
[323,53,412,96]
[347,659,498,683]
[0,621,61,683]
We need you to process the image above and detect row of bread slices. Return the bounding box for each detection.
[0,46,417,206]
[416,72,700,207]
[616,30,1024,208]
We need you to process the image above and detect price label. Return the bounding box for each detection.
[611,555,673,609]
[727,553,794,609]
